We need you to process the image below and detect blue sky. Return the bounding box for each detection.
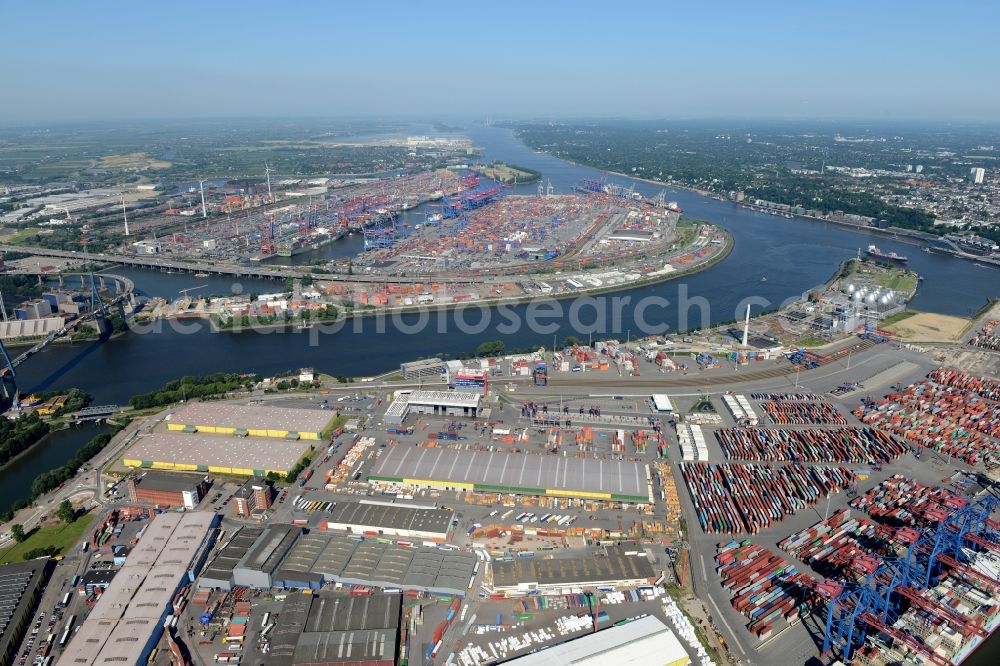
[3,0,998,123]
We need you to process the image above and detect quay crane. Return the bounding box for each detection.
[822,495,999,664]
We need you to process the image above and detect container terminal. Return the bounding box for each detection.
[4,304,1000,666]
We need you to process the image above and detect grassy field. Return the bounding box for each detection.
[477,163,540,183]
[0,227,55,244]
[875,271,918,293]
[880,310,917,327]
[96,152,171,170]
[0,513,95,564]
[843,259,917,294]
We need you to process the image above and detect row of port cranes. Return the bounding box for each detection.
[820,493,1000,666]
[359,172,508,252]
[144,169,473,261]
[352,177,689,277]
[575,176,682,212]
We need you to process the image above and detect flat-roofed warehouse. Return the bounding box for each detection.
[122,432,313,478]
[0,559,51,666]
[126,470,208,509]
[503,614,690,666]
[370,445,651,502]
[400,357,447,380]
[269,591,401,666]
[489,548,656,596]
[322,499,452,541]
[273,531,476,596]
[166,402,334,440]
[198,526,264,591]
[232,524,304,589]
[67,512,217,666]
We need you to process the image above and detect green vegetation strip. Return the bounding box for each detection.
[0,514,95,564]
[880,310,917,327]
[128,372,260,409]
[0,413,50,469]
[474,483,548,495]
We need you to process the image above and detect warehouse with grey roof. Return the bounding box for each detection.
[198,526,264,591]
[383,390,483,426]
[67,512,217,666]
[232,524,304,589]
[0,559,51,666]
[166,402,334,440]
[322,499,452,541]
[370,444,651,502]
[123,432,313,479]
[489,547,656,595]
[269,591,401,666]
[276,532,476,595]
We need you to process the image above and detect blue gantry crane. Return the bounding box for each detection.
[821,494,999,664]
[362,211,398,250]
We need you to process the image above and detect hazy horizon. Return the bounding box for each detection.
[4,0,999,124]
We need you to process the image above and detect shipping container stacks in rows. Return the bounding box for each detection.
[715,427,905,464]
[715,541,817,640]
[752,393,849,426]
[778,508,915,579]
[678,424,710,461]
[853,368,1000,466]
[680,462,854,534]
[848,474,973,527]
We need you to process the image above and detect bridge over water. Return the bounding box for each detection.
[1,271,137,405]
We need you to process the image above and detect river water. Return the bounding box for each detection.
[0,423,113,514]
[13,125,996,406]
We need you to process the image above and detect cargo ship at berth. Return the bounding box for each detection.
[276,227,344,257]
[866,244,909,265]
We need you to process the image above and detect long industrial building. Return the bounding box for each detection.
[0,560,51,666]
[503,615,690,666]
[370,445,652,502]
[166,402,334,440]
[321,499,452,541]
[269,591,401,666]
[67,512,217,666]
[489,548,656,596]
[202,525,475,596]
[198,526,264,591]
[122,432,313,478]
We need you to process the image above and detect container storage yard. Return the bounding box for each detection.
[968,319,1000,352]
[12,323,1000,666]
[854,368,1000,466]
[715,541,817,639]
[680,462,854,534]
[714,427,905,464]
[148,169,468,262]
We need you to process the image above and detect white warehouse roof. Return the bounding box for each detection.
[651,394,674,412]
[407,390,482,409]
[503,614,690,666]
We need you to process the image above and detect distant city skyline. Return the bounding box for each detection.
[3,0,999,124]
